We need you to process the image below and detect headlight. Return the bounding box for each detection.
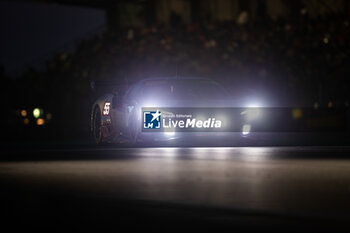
[242,124,251,135]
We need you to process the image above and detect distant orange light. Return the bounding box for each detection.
[24,118,29,125]
[328,102,333,108]
[20,110,27,117]
[36,118,45,126]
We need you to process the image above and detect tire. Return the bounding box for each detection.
[92,107,103,145]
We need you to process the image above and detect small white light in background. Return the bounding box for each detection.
[33,108,41,118]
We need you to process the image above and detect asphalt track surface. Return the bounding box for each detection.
[1,145,350,231]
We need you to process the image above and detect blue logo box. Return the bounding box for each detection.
[143,110,161,129]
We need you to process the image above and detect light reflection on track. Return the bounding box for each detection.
[1,146,350,218]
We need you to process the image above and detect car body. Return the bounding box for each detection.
[91,77,254,145]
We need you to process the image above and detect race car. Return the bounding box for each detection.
[90,77,256,145]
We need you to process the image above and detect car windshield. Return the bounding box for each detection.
[141,80,231,100]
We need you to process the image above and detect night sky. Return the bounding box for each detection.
[0,1,105,76]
